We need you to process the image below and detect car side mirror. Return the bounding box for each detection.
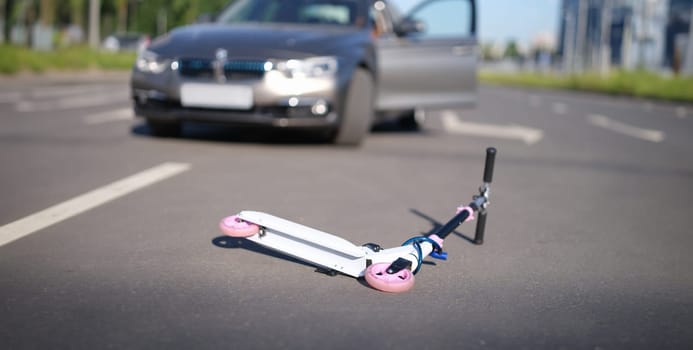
[394,17,425,37]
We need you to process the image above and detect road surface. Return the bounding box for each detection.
[1,76,692,349]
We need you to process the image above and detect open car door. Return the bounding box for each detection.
[376,0,477,111]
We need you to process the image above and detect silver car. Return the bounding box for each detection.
[131,0,477,145]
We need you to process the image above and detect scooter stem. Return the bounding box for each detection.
[426,147,496,243]
[474,147,496,245]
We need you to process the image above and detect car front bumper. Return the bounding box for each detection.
[131,69,340,129]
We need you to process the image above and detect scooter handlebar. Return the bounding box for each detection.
[483,147,497,183]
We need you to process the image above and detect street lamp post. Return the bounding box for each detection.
[563,13,574,73]
[575,0,588,72]
[0,0,6,44]
[684,7,693,75]
[88,0,100,48]
[600,0,613,75]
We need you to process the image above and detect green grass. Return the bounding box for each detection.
[480,70,693,103]
[0,45,136,75]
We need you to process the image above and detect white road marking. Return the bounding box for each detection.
[16,91,129,112]
[587,114,665,143]
[0,92,22,103]
[0,162,191,247]
[552,102,567,115]
[441,110,544,145]
[675,107,687,119]
[529,95,542,107]
[485,86,688,119]
[84,108,133,125]
[31,84,112,99]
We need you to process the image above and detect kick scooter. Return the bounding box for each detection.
[220,147,497,293]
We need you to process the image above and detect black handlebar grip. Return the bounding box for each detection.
[473,210,487,245]
[483,147,497,183]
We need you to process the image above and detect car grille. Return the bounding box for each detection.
[178,58,267,80]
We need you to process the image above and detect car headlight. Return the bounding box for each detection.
[135,50,171,74]
[275,56,338,79]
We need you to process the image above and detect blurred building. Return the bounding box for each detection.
[558,0,693,73]
[666,0,693,72]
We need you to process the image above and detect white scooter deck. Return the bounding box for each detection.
[236,211,436,278]
[237,211,368,277]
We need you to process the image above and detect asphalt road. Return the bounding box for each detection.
[1,75,692,349]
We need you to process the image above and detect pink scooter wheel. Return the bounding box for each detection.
[219,215,260,237]
[365,262,415,293]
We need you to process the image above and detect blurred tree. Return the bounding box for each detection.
[39,0,53,26]
[131,0,229,36]
[133,0,164,34]
[173,0,199,26]
[69,0,84,26]
[26,0,36,44]
[1,0,6,42]
[504,40,520,59]
[200,0,230,16]
[115,0,125,32]
[2,0,233,45]
[481,42,494,61]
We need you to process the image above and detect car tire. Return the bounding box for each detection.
[147,119,181,138]
[333,67,374,146]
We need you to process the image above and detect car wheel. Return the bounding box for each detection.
[333,67,374,146]
[147,119,181,138]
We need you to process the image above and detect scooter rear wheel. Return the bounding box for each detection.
[220,215,260,237]
[365,262,415,293]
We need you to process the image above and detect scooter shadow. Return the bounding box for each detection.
[212,236,319,270]
[410,209,476,245]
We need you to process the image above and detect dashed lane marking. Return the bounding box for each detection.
[30,85,112,99]
[441,110,544,145]
[552,102,567,115]
[675,107,687,119]
[0,92,21,103]
[84,108,133,125]
[0,162,191,247]
[587,114,665,143]
[16,91,129,112]
[529,95,542,107]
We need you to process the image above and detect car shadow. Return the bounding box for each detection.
[370,119,426,134]
[131,122,329,145]
[131,119,426,145]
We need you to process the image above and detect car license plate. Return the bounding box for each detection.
[180,83,253,110]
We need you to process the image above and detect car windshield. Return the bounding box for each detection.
[217,0,368,27]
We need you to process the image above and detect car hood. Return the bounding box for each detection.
[149,23,370,60]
